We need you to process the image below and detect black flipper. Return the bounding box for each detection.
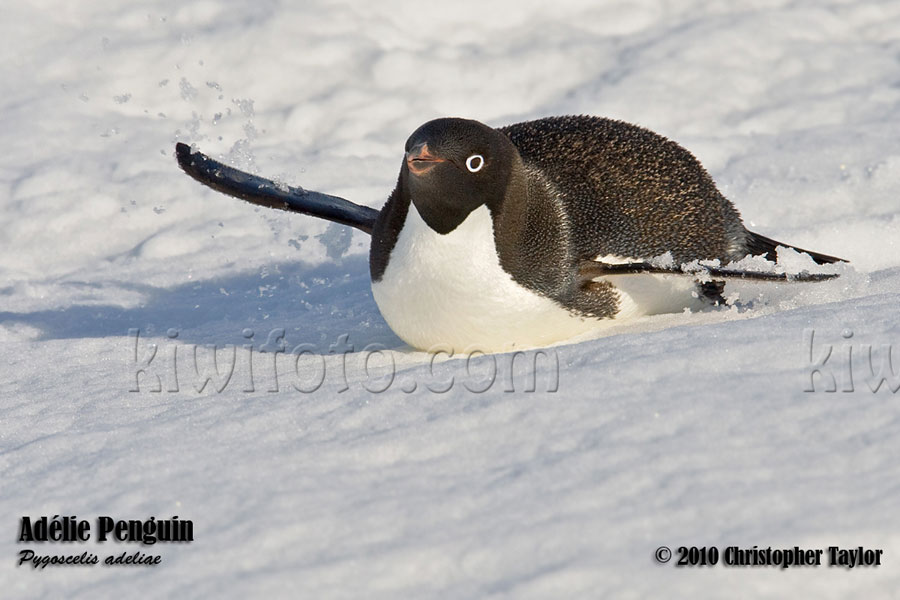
[744,230,845,265]
[175,143,379,235]
[579,261,840,282]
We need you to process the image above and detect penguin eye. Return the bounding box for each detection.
[466,154,485,173]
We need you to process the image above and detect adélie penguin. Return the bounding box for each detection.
[175,115,845,352]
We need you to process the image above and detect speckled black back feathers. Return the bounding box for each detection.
[499,115,749,265]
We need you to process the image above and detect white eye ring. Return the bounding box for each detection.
[466,154,484,173]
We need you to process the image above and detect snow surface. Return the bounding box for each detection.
[2,0,900,597]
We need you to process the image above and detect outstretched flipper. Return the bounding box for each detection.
[579,261,841,283]
[175,143,379,234]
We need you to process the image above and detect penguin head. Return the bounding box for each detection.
[402,118,518,234]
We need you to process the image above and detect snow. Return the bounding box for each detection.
[2,0,900,597]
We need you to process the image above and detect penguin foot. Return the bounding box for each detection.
[698,280,727,305]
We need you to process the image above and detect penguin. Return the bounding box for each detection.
[175,115,844,352]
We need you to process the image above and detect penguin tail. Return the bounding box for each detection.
[744,230,847,265]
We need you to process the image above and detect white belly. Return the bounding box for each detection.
[371,204,704,352]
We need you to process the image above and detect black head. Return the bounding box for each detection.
[402,118,519,234]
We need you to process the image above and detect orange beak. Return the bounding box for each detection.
[406,142,445,175]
